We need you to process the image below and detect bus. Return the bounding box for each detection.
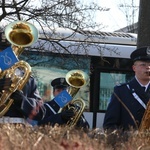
[1,28,137,129]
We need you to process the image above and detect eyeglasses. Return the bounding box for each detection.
[135,63,150,67]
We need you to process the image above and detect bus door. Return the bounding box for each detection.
[90,56,134,128]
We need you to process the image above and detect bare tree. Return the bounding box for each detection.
[117,0,139,33]
[0,0,108,29]
[0,0,113,59]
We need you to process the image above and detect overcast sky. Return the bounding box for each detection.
[84,0,140,31]
[1,0,140,32]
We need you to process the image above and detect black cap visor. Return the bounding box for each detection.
[54,85,68,90]
[133,56,150,62]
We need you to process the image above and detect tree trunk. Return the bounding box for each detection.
[137,0,150,48]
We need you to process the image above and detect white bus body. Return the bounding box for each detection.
[33,28,137,58]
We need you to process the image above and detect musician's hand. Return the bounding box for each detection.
[10,90,26,106]
[76,115,90,129]
[61,109,75,122]
[0,78,12,92]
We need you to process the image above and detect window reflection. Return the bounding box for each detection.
[21,52,91,111]
[99,72,134,110]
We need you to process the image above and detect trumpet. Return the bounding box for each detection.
[0,21,38,117]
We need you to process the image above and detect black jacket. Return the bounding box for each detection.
[38,111,90,129]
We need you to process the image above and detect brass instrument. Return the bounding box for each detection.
[65,98,86,127]
[0,20,38,117]
[62,70,89,127]
[0,61,31,117]
[5,20,38,47]
[139,100,150,131]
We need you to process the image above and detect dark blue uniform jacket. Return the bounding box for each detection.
[103,77,150,131]
[4,76,41,118]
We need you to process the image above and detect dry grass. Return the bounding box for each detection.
[0,124,150,150]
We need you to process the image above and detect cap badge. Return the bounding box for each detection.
[60,78,65,84]
[146,47,150,55]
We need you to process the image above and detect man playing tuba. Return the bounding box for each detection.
[0,35,42,124]
[37,77,90,129]
[0,21,63,126]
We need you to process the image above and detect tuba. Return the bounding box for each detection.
[5,20,38,47]
[0,20,38,117]
[61,70,89,127]
[139,100,150,131]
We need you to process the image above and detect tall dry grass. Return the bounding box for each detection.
[0,124,150,150]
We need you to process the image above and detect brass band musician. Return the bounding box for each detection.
[37,77,90,129]
[0,40,41,124]
[103,46,150,131]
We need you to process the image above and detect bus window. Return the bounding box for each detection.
[99,72,134,110]
[20,51,91,110]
